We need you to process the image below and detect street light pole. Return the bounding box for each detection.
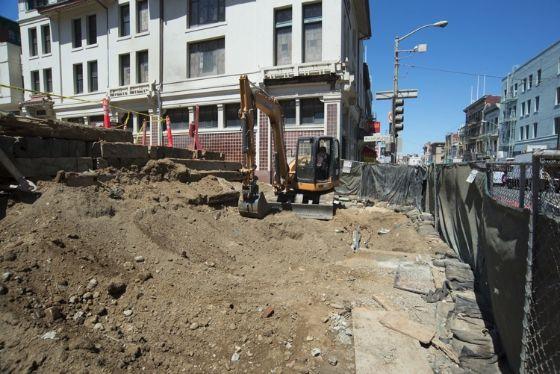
[390,20,448,163]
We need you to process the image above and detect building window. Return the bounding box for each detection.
[533,123,538,138]
[88,61,98,92]
[137,0,149,33]
[43,68,52,92]
[279,100,296,126]
[537,69,541,85]
[72,18,82,48]
[120,4,130,37]
[73,64,83,94]
[188,0,225,27]
[525,125,529,140]
[87,15,97,45]
[26,0,47,10]
[41,25,51,54]
[29,28,38,56]
[30,70,40,91]
[514,83,518,96]
[198,105,218,128]
[188,38,225,78]
[527,99,531,115]
[164,109,189,131]
[300,98,324,125]
[302,2,322,63]
[119,54,130,86]
[274,7,292,66]
[522,78,526,92]
[521,102,526,117]
[555,117,560,135]
[225,103,241,128]
[137,50,149,83]
[528,74,533,90]
[556,87,560,106]
[535,96,539,112]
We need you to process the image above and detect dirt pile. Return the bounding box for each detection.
[0,171,441,373]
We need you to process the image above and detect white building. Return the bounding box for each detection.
[0,16,24,113]
[18,0,372,175]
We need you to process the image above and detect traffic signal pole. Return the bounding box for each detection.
[392,36,400,163]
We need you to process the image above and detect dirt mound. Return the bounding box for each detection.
[0,174,441,373]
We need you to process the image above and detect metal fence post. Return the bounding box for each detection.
[519,164,527,209]
[434,165,439,233]
[519,154,541,372]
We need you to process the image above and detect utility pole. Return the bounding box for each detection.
[391,36,400,163]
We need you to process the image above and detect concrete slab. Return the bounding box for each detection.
[188,170,244,182]
[148,146,195,160]
[168,158,241,171]
[353,307,432,374]
[6,157,93,178]
[93,142,148,159]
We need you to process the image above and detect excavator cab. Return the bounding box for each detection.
[295,136,340,192]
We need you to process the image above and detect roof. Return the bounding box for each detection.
[502,39,560,80]
[38,0,113,14]
[463,95,501,112]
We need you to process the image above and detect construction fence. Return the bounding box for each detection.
[339,152,560,373]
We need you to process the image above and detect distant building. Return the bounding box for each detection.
[499,40,560,156]
[444,132,460,163]
[423,141,445,165]
[0,16,23,112]
[459,95,501,161]
[17,0,373,175]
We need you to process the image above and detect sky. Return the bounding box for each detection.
[2,0,560,154]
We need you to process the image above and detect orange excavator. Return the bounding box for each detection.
[237,75,340,220]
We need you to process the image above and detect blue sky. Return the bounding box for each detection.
[2,0,560,154]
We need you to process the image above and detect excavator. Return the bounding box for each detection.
[237,75,340,220]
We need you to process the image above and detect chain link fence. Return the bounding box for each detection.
[520,151,560,373]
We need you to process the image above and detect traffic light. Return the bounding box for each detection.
[393,98,404,132]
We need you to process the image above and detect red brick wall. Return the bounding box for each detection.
[169,132,244,163]
[259,110,268,170]
[326,104,337,137]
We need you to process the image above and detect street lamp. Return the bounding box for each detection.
[391,20,448,163]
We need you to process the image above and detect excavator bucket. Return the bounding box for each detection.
[291,202,334,220]
[238,192,270,219]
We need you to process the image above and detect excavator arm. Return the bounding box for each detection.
[239,75,291,193]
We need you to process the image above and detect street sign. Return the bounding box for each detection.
[364,134,392,143]
[375,89,419,100]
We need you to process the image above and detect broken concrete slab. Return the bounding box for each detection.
[188,170,244,182]
[0,135,17,156]
[168,158,241,172]
[0,113,132,143]
[1,157,93,178]
[148,146,195,160]
[379,311,436,345]
[92,142,148,159]
[12,137,89,158]
[353,307,432,374]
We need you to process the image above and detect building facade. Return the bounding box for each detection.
[17,0,372,176]
[443,132,459,163]
[459,95,500,161]
[0,16,23,112]
[422,141,444,165]
[499,40,560,157]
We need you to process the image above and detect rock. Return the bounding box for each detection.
[51,239,66,248]
[378,228,391,235]
[305,335,314,341]
[181,250,189,259]
[45,306,64,322]
[134,256,145,263]
[137,271,152,282]
[328,356,338,366]
[311,348,321,357]
[2,271,12,282]
[87,279,98,290]
[125,344,142,360]
[69,295,79,304]
[421,212,434,221]
[73,311,86,324]
[82,292,93,300]
[0,284,7,295]
[261,306,274,318]
[41,331,57,340]
[205,261,216,268]
[123,262,135,270]
[67,234,79,239]
[231,352,240,362]
[107,280,127,299]
[93,323,104,331]
[334,229,345,233]
[189,322,199,330]
[330,303,345,310]
[97,307,108,316]
[93,291,100,298]
[123,309,133,317]
[69,337,97,352]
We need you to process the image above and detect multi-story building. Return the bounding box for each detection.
[459,95,501,161]
[17,0,372,178]
[0,16,23,112]
[443,132,460,163]
[499,40,560,157]
[422,141,444,165]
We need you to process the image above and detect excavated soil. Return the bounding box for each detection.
[0,171,444,373]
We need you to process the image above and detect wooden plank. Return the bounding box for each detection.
[353,307,432,374]
[379,311,436,345]
[0,114,132,143]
